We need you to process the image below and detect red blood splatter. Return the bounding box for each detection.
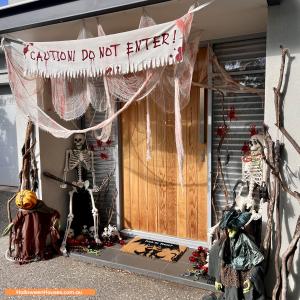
[176,18,186,34]
[106,139,113,146]
[100,152,109,160]
[96,140,103,147]
[67,81,73,95]
[241,142,250,155]
[175,46,184,62]
[105,67,112,75]
[216,124,228,138]
[23,43,33,55]
[249,124,257,136]
[227,106,237,122]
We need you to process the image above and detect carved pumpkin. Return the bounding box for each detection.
[15,190,38,210]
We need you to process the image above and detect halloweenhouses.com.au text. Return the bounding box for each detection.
[4,288,96,296]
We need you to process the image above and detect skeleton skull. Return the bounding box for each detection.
[82,225,89,236]
[73,133,86,150]
[89,226,95,238]
[249,134,264,153]
[102,227,109,239]
[67,228,75,239]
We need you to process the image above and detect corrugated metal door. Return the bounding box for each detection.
[84,108,118,226]
[212,37,266,218]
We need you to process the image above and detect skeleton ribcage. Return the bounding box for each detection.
[242,156,263,185]
[69,150,92,171]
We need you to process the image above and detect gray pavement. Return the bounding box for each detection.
[0,236,210,300]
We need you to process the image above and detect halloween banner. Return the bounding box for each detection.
[22,21,182,77]
[18,2,212,78]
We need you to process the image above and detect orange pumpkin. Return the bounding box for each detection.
[15,190,38,210]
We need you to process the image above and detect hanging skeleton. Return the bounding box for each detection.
[233,133,269,222]
[60,133,100,254]
[208,134,269,248]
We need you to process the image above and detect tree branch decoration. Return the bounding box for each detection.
[211,89,230,222]
[259,46,300,300]
[210,46,299,300]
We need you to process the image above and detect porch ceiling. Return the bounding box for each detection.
[9,0,267,43]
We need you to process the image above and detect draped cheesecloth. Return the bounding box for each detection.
[1,1,263,184]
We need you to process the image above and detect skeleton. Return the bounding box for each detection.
[208,134,269,248]
[234,134,268,216]
[81,225,89,236]
[88,226,95,239]
[60,133,100,255]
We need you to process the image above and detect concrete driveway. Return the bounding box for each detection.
[0,236,210,300]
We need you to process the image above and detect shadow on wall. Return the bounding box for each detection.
[0,191,17,233]
[0,90,18,187]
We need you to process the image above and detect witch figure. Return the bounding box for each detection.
[204,210,265,300]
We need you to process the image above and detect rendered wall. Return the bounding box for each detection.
[265,1,300,298]
[37,82,77,228]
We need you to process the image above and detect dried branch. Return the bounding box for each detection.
[272,141,282,300]
[280,216,300,300]
[20,121,34,190]
[273,46,300,155]
[211,90,229,222]
[257,139,300,203]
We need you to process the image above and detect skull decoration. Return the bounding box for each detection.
[89,226,95,238]
[81,225,89,236]
[102,227,109,239]
[73,133,86,150]
[67,228,75,239]
[249,134,264,153]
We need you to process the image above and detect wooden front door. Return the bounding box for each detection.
[121,49,208,241]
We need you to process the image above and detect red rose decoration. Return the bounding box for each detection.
[192,251,200,257]
[198,246,203,251]
[189,256,196,262]
[119,240,126,246]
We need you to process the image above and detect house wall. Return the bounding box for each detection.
[265,0,300,298]
[37,81,77,228]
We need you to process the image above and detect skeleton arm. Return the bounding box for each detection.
[61,150,71,188]
[89,151,99,192]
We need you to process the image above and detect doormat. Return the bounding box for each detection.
[121,237,187,262]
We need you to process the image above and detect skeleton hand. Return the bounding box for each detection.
[215,281,222,291]
[92,185,100,193]
[243,279,252,293]
[60,183,67,189]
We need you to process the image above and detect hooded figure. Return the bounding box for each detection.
[204,210,265,300]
